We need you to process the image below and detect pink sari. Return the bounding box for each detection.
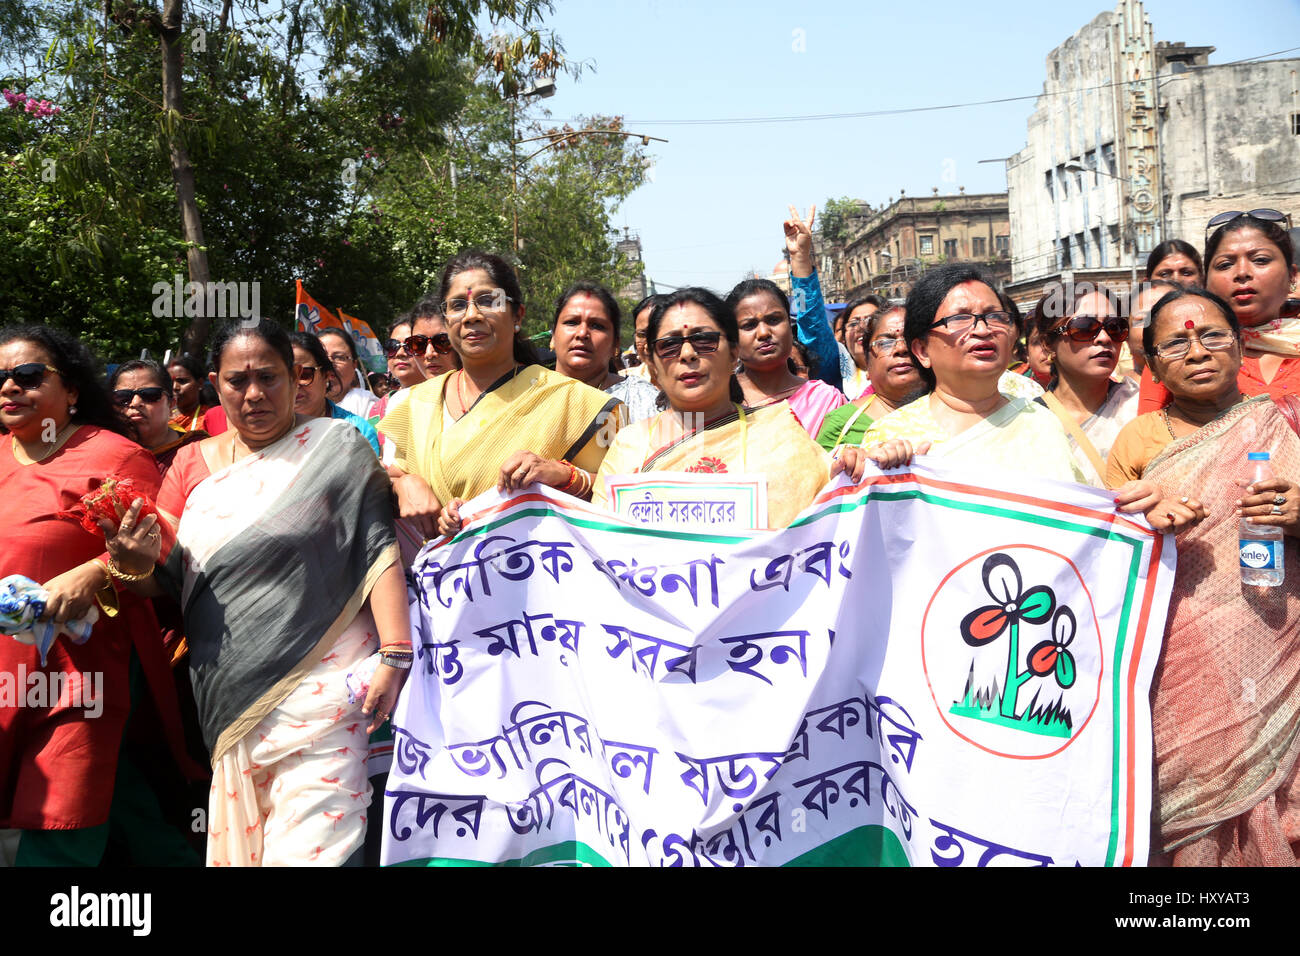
[785,379,847,437]
[1143,396,1300,866]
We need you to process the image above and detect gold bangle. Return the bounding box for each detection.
[106,556,153,582]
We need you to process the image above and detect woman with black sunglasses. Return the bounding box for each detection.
[370,316,430,465]
[0,325,193,866]
[1139,211,1300,412]
[587,287,870,530]
[1029,282,1140,486]
[109,359,206,475]
[408,296,461,380]
[289,333,381,456]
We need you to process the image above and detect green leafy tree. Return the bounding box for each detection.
[0,0,646,362]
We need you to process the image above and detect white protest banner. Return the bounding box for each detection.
[383,460,1173,867]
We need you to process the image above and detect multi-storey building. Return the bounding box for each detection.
[838,190,1011,301]
[1005,0,1300,305]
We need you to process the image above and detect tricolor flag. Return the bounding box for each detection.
[294,281,386,374]
[339,308,386,375]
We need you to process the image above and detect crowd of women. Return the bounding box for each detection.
[1,206,1297,868]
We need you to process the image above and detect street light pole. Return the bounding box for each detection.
[511,124,668,252]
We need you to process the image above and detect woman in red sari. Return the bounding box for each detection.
[1138,212,1300,410]
[0,325,183,865]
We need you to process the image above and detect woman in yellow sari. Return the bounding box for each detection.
[859,265,1085,482]
[590,287,870,530]
[381,251,620,537]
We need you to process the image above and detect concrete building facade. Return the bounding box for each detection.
[1006,0,1300,304]
[839,190,1011,301]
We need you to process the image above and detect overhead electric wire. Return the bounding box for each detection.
[566,46,1300,129]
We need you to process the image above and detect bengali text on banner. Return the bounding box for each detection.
[382,460,1173,867]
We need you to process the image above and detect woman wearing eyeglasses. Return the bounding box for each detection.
[840,294,889,401]
[1139,211,1300,413]
[290,333,381,456]
[589,287,869,530]
[816,305,925,452]
[381,250,621,540]
[110,359,207,475]
[0,325,189,866]
[1028,283,1140,487]
[318,328,379,420]
[859,265,1084,482]
[1103,287,1300,867]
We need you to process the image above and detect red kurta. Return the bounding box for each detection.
[0,426,164,830]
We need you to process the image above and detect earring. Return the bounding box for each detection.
[515,325,520,332]
[68,404,77,415]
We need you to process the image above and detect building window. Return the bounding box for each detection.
[1292,112,1300,135]
[1056,164,1069,197]
[943,239,959,259]
[1074,232,1087,268]
[1101,142,1117,175]
[919,235,934,256]
[1045,170,1055,201]
[1058,238,1072,270]
[973,236,987,257]
[1091,227,1103,267]
[995,235,1009,257]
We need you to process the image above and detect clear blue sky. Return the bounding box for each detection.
[522,0,1300,292]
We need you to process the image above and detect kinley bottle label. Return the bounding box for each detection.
[1240,539,1280,569]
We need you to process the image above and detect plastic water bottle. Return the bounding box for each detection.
[1240,451,1284,587]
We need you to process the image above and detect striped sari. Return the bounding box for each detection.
[378,365,619,506]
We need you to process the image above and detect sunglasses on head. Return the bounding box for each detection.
[112,387,167,406]
[0,363,58,390]
[1053,315,1129,344]
[384,333,452,357]
[651,330,724,360]
[1205,208,1292,242]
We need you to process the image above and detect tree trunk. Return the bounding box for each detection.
[160,0,212,355]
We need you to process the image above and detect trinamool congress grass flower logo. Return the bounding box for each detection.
[921,546,1102,759]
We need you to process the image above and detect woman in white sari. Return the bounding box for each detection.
[1028,281,1140,486]
[106,320,410,866]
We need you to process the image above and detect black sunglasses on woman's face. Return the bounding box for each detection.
[0,363,58,390]
[651,331,724,360]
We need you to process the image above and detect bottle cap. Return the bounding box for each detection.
[1248,452,1270,460]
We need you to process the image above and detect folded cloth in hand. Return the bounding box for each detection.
[0,574,98,667]
[345,652,381,705]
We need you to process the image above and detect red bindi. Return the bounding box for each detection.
[1184,320,1195,329]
